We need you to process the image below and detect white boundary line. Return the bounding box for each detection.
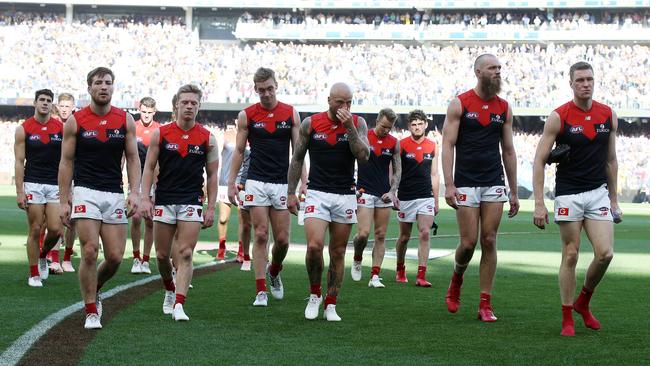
[0,261,223,366]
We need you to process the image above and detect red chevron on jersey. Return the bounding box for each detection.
[400,136,435,163]
[556,101,612,141]
[368,129,397,157]
[75,106,126,143]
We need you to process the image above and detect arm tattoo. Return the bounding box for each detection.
[287,118,311,194]
[390,141,402,193]
[347,118,370,162]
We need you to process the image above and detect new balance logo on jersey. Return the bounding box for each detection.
[155,209,163,217]
[41,126,47,131]
[99,120,107,125]
[74,205,86,213]
[558,207,569,216]
[585,116,591,121]
[181,135,189,139]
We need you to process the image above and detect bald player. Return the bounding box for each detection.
[442,54,519,322]
[288,82,370,321]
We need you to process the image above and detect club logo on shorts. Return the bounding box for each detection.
[457,194,467,202]
[155,208,163,217]
[426,205,433,212]
[599,207,609,216]
[398,212,405,218]
[245,194,253,202]
[465,112,478,119]
[280,196,287,202]
[345,209,353,215]
[166,143,179,151]
[305,205,315,213]
[357,198,365,204]
[82,130,98,138]
[569,125,584,134]
[187,207,194,217]
[558,207,569,216]
[114,208,124,219]
[74,205,86,213]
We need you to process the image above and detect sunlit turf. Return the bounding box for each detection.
[1,183,649,364]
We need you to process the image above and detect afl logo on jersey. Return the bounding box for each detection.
[313,133,328,140]
[405,153,416,159]
[569,125,584,134]
[253,122,266,129]
[29,135,41,141]
[82,130,98,138]
[465,112,478,119]
[166,143,179,151]
[136,137,143,142]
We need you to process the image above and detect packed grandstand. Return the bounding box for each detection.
[0,1,648,200]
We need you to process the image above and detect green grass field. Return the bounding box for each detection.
[1,184,649,365]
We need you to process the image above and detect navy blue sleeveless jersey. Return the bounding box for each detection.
[22,117,63,185]
[357,129,397,197]
[454,89,507,187]
[307,112,359,195]
[74,106,127,193]
[554,100,613,196]
[398,136,435,201]
[135,120,160,173]
[245,102,295,184]
[155,122,211,206]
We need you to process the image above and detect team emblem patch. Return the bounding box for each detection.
[74,205,86,213]
[599,207,609,216]
[558,207,569,216]
[114,208,124,219]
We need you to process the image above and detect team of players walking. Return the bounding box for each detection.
[14,55,620,337]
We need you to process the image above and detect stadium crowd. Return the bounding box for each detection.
[0,10,184,27]
[0,20,648,111]
[239,8,650,30]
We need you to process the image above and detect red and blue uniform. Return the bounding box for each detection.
[22,117,63,185]
[307,112,359,195]
[357,129,397,197]
[135,120,160,172]
[398,136,436,201]
[455,89,508,187]
[73,106,127,193]
[155,123,211,205]
[554,100,612,196]
[245,102,295,184]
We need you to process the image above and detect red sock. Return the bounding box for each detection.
[64,247,73,261]
[163,279,175,292]
[85,302,98,315]
[39,230,45,249]
[175,294,186,306]
[243,254,251,261]
[256,279,267,293]
[50,250,60,263]
[39,249,49,259]
[574,286,601,330]
[133,250,141,260]
[371,266,381,276]
[396,262,405,272]
[452,271,463,285]
[30,265,39,277]
[353,254,362,262]
[324,295,337,306]
[310,284,321,297]
[142,255,150,263]
[561,305,575,336]
[219,237,226,249]
[269,263,283,277]
[480,293,491,308]
[416,265,427,279]
[237,241,243,255]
